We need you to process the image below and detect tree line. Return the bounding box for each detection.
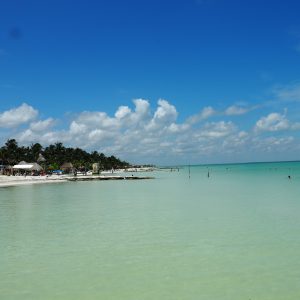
[0,139,130,170]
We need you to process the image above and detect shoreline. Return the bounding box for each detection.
[0,175,68,188]
[0,174,154,188]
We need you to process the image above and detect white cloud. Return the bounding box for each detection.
[254,110,300,134]
[146,99,178,131]
[16,128,69,146]
[130,99,151,122]
[221,131,249,150]
[255,112,290,132]
[252,136,295,153]
[0,103,38,128]
[88,129,107,140]
[30,118,55,132]
[17,129,35,142]
[187,104,251,124]
[225,105,249,116]
[187,106,216,124]
[197,121,237,138]
[69,121,87,135]
[115,106,131,119]
[168,123,190,133]
[122,99,151,126]
[154,99,177,122]
[2,98,300,164]
[76,111,119,129]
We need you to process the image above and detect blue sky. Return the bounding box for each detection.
[1,0,300,164]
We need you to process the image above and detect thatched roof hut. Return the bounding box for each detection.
[13,162,42,171]
[37,153,46,163]
[60,162,74,173]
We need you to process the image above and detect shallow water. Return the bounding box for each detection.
[1,162,300,299]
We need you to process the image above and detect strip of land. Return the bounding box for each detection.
[0,174,154,188]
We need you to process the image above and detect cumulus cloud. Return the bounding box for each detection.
[121,98,151,126]
[3,98,300,164]
[115,106,131,119]
[75,111,119,129]
[69,121,87,135]
[154,99,177,121]
[16,118,57,145]
[0,103,38,128]
[255,112,289,132]
[146,99,178,130]
[30,118,55,132]
[16,128,69,145]
[168,123,190,133]
[197,121,237,138]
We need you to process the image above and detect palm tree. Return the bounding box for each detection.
[4,139,19,165]
[30,143,43,161]
[1,140,131,171]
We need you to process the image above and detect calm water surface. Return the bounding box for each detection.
[1,162,300,299]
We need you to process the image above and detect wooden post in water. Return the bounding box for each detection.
[189,164,190,179]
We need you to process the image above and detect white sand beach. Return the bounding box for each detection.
[0,175,68,188]
[0,172,154,187]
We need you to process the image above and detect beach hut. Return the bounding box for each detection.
[37,153,46,171]
[37,153,46,163]
[13,162,43,171]
[60,162,74,174]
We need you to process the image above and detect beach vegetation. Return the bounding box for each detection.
[0,139,130,171]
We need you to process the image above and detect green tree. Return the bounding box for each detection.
[30,143,43,161]
[1,140,131,171]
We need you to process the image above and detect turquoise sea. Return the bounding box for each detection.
[1,162,300,300]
